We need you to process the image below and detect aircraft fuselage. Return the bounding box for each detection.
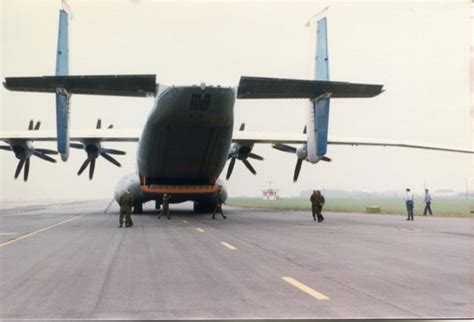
[114,85,235,208]
[138,85,235,185]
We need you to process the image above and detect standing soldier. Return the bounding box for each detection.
[159,193,171,219]
[423,188,433,216]
[310,190,325,222]
[212,187,227,219]
[405,188,415,221]
[119,189,133,228]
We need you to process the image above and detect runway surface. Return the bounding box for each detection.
[1,199,473,319]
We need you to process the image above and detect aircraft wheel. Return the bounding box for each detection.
[193,201,215,214]
[134,203,143,214]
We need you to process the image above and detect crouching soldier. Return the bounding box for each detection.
[119,189,134,228]
[212,188,226,219]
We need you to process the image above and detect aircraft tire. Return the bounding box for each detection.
[193,201,215,214]
[133,203,143,214]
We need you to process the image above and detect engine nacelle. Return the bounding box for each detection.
[229,142,253,160]
[114,173,144,204]
[10,140,34,160]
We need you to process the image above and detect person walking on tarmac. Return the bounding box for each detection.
[119,189,133,228]
[212,188,227,219]
[423,188,433,216]
[405,188,415,221]
[310,190,325,222]
[159,193,171,219]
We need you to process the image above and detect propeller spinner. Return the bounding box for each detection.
[70,119,125,180]
[0,120,57,181]
[226,123,264,180]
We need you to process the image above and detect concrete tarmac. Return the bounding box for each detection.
[0,200,472,319]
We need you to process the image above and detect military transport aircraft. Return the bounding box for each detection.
[1,7,473,213]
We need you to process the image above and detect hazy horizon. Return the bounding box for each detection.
[1,0,472,202]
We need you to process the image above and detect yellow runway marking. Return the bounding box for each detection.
[0,214,86,248]
[282,277,330,300]
[196,228,205,232]
[220,242,236,250]
[183,220,188,224]
[0,233,18,236]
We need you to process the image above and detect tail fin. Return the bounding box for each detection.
[55,8,70,161]
[307,17,330,162]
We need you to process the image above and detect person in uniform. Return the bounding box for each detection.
[119,189,133,228]
[212,188,226,219]
[159,193,171,219]
[423,188,433,216]
[405,188,414,221]
[310,190,325,222]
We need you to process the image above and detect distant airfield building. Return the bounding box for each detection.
[433,189,458,198]
[262,188,280,200]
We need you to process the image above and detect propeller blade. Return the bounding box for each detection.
[239,123,245,131]
[70,143,84,149]
[28,120,34,130]
[321,156,332,162]
[100,148,126,155]
[248,152,264,161]
[15,159,25,179]
[89,159,96,180]
[33,151,57,163]
[293,158,303,182]
[107,124,113,129]
[0,146,11,151]
[226,157,236,180]
[35,148,58,155]
[272,143,297,154]
[24,157,30,181]
[100,152,121,167]
[78,159,90,176]
[303,126,307,134]
[96,119,102,129]
[34,121,41,130]
[242,159,256,175]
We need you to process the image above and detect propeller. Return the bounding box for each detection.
[96,118,113,129]
[226,123,264,180]
[272,143,306,181]
[0,120,58,181]
[72,119,125,180]
[272,126,331,182]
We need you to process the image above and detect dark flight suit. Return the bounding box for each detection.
[212,192,226,219]
[310,192,325,222]
[119,192,133,228]
[159,194,171,219]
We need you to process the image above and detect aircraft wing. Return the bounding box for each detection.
[0,129,141,142]
[237,76,383,99]
[232,131,306,144]
[232,131,474,154]
[326,136,474,154]
[3,75,157,97]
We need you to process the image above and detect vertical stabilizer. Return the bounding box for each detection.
[307,17,331,163]
[55,8,70,161]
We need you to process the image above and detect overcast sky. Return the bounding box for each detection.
[1,0,472,202]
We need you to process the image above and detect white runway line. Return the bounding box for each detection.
[0,214,87,248]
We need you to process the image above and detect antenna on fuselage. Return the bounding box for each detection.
[61,0,73,19]
[305,6,329,27]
